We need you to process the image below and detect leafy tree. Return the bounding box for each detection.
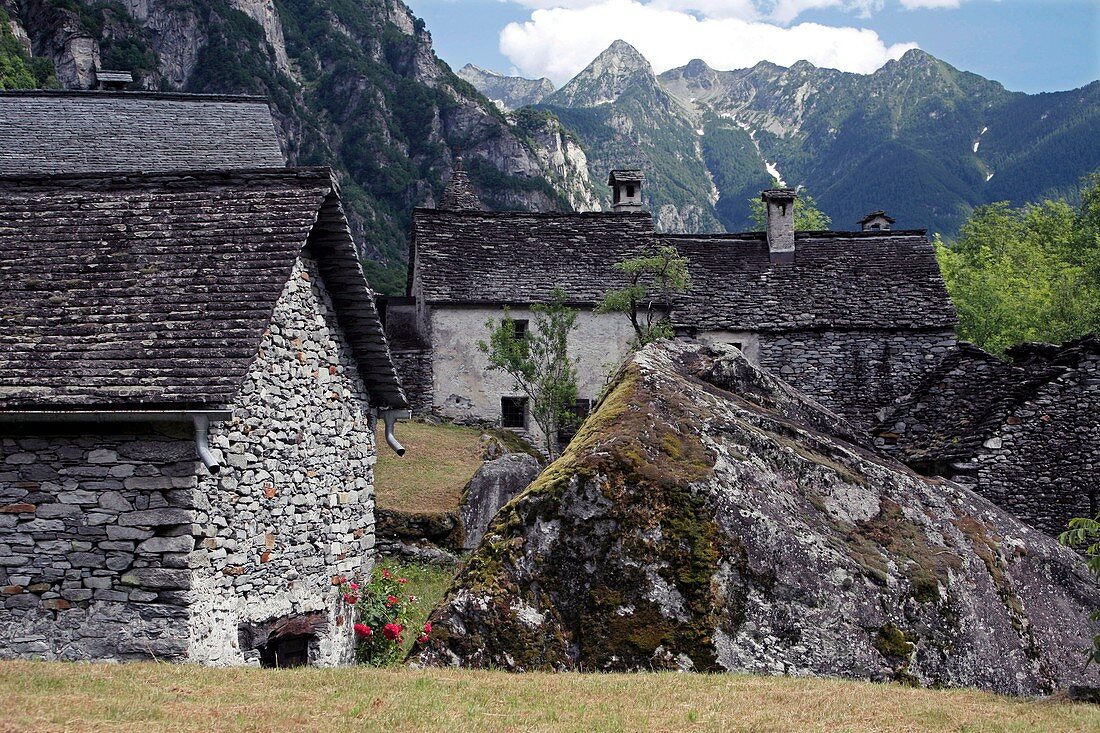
[1059,515,1100,669]
[596,245,692,348]
[479,288,579,459]
[749,189,832,230]
[936,174,1100,354]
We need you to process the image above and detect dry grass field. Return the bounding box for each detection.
[373,421,485,514]
[1,661,1097,733]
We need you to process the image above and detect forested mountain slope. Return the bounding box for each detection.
[479,43,1100,235]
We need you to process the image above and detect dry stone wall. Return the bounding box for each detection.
[0,426,197,661]
[756,329,957,428]
[189,251,377,666]
[968,352,1100,536]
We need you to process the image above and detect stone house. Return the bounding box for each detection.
[873,336,1100,536]
[0,162,407,663]
[388,171,957,447]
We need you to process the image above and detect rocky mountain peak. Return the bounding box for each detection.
[550,39,657,107]
[456,63,556,110]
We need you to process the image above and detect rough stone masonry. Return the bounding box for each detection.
[0,252,380,665]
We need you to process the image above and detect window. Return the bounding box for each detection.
[511,319,529,341]
[728,341,743,352]
[557,399,593,448]
[501,397,528,429]
[626,184,635,198]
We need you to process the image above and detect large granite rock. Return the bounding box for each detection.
[459,452,542,551]
[414,341,1100,695]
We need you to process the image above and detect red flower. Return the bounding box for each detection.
[348,582,359,591]
[332,575,347,586]
[386,594,399,607]
[381,568,391,579]
[382,623,404,641]
[417,635,429,644]
[354,623,372,638]
[343,593,358,605]
[423,622,431,634]
[397,577,408,584]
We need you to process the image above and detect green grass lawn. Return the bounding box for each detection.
[373,422,485,514]
[1,661,1096,732]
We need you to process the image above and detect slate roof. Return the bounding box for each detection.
[411,210,956,330]
[667,231,957,331]
[0,167,406,411]
[410,209,655,305]
[0,91,285,175]
[874,336,1099,464]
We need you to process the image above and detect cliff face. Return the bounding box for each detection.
[457,63,554,110]
[5,0,591,293]
[414,341,1100,695]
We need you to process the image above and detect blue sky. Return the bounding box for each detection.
[405,0,1099,93]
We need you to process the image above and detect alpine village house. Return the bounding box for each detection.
[388,167,958,440]
[0,91,408,665]
[386,165,1097,540]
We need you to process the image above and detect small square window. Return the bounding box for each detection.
[511,319,529,341]
[557,399,593,448]
[501,397,527,429]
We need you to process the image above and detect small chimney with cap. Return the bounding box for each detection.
[608,169,644,213]
[858,210,895,231]
[94,69,133,91]
[761,188,796,263]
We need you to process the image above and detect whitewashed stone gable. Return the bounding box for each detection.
[189,251,376,666]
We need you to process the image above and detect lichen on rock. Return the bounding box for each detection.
[413,341,1100,695]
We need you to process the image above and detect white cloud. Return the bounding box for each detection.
[899,0,963,8]
[499,0,916,84]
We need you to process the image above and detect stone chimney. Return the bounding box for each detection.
[761,188,796,263]
[858,210,895,231]
[440,157,484,211]
[608,169,644,213]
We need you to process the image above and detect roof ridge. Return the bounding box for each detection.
[0,90,270,104]
[0,166,334,188]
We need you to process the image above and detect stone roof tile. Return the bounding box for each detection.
[0,167,406,411]
[0,91,285,175]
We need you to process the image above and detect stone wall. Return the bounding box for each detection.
[390,348,433,416]
[189,251,377,666]
[0,426,197,661]
[754,328,957,429]
[969,352,1100,536]
[428,306,637,450]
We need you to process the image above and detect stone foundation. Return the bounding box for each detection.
[0,426,196,661]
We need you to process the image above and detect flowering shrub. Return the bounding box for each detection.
[340,566,432,666]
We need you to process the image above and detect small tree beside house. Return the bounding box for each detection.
[596,244,692,348]
[479,288,580,459]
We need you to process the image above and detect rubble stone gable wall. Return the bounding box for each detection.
[972,353,1100,536]
[189,250,377,666]
[754,328,957,429]
[0,426,198,661]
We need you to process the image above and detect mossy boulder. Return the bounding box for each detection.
[413,341,1100,695]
